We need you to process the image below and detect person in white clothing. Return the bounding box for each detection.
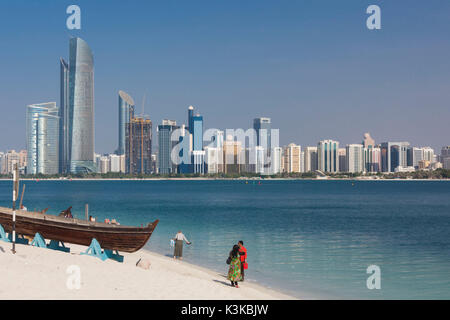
[172,231,191,260]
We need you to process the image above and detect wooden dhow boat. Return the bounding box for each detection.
[0,206,159,253]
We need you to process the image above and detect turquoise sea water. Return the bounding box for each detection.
[0,180,449,299]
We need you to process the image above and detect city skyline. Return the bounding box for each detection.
[0,1,449,153]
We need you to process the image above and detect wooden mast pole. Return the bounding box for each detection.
[11,163,19,254]
[19,183,26,209]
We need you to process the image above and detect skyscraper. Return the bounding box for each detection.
[157,120,179,174]
[187,105,194,134]
[346,144,364,173]
[362,133,375,148]
[126,116,152,174]
[192,114,203,151]
[64,37,96,174]
[117,91,135,155]
[26,102,59,175]
[380,142,410,172]
[59,58,69,174]
[282,144,301,173]
[253,118,271,150]
[303,146,318,172]
[317,140,339,173]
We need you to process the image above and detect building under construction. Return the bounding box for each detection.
[125,116,152,174]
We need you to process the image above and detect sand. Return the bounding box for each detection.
[0,241,296,300]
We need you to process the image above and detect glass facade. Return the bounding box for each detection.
[193,115,203,151]
[158,122,179,174]
[68,37,96,173]
[27,103,59,175]
[59,58,69,173]
[318,140,339,173]
[118,90,135,155]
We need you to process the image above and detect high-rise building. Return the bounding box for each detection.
[60,37,96,174]
[441,146,450,159]
[187,105,194,134]
[422,147,435,163]
[303,146,318,172]
[253,118,271,151]
[380,142,410,172]
[346,144,364,173]
[223,136,243,174]
[192,114,203,151]
[338,148,347,173]
[59,58,69,174]
[363,133,375,148]
[408,147,424,168]
[109,154,121,172]
[99,156,110,174]
[26,102,59,175]
[317,140,339,173]
[117,90,135,155]
[282,144,301,173]
[364,146,381,172]
[126,116,152,174]
[157,120,179,174]
[271,147,283,175]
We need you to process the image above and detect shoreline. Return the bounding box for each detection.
[0,177,449,181]
[0,241,298,300]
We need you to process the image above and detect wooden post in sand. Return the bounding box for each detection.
[11,163,19,254]
[85,204,89,221]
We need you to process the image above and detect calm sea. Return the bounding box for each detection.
[1,180,449,299]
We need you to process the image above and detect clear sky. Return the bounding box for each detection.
[0,0,449,154]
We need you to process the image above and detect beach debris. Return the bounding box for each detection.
[136,258,151,270]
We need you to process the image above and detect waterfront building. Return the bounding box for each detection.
[157,120,179,174]
[117,90,135,155]
[317,140,339,173]
[109,154,121,172]
[408,147,424,168]
[380,142,410,172]
[26,102,59,175]
[192,114,203,151]
[303,146,318,172]
[99,156,110,174]
[187,105,194,135]
[364,146,381,173]
[205,147,219,174]
[253,117,271,152]
[441,146,450,158]
[271,147,283,175]
[338,148,347,173]
[363,133,375,148]
[443,157,450,170]
[126,116,152,174]
[193,150,206,174]
[60,37,96,174]
[282,144,301,173]
[422,147,435,163]
[346,144,364,173]
[59,58,69,173]
[418,160,431,170]
[223,136,243,174]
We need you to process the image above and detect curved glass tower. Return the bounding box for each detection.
[26,103,59,175]
[68,37,96,173]
[117,90,135,155]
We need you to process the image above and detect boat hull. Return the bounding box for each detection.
[0,207,158,253]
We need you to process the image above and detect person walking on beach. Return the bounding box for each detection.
[227,245,242,287]
[172,231,191,260]
[238,240,247,281]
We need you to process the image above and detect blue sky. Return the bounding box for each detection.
[0,0,449,154]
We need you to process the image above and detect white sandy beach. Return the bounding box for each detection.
[0,241,296,300]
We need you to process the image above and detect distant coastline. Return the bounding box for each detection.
[0,177,449,181]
